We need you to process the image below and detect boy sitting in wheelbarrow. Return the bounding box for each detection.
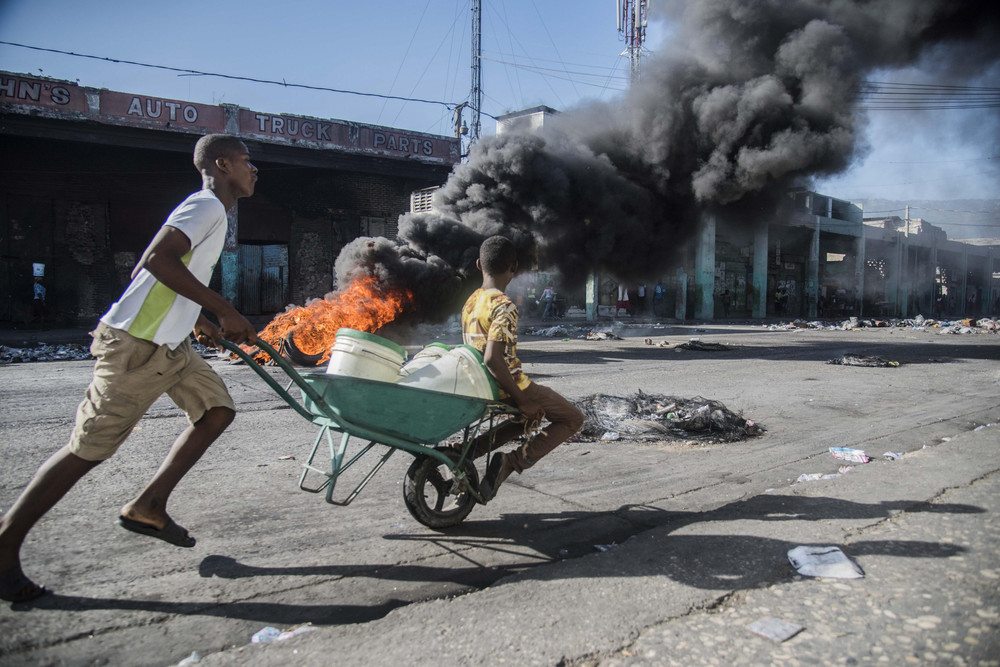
[461,236,584,501]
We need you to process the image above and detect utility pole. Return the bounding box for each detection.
[618,0,650,84]
[470,0,482,146]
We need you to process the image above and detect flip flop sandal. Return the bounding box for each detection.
[0,567,47,603]
[118,516,196,548]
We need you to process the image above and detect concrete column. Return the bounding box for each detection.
[585,271,598,321]
[674,269,687,320]
[987,250,996,317]
[962,250,969,316]
[982,252,992,318]
[903,248,912,318]
[694,214,716,320]
[752,222,768,318]
[854,232,866,318]
[221,208,239,306]
[931,244,939,316]
[807,216,820,319]
[886,236,901,317]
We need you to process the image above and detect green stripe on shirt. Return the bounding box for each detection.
[127,249,193,341]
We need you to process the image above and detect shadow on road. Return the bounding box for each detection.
[13,494,974,627]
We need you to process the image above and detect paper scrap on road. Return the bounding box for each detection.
[747,616,804,642]
[829,447,870,463]
[796,473,838,483]
[787,546,864,579]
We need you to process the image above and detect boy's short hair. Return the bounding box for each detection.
[193,134,247,171]
[479,235,517,275]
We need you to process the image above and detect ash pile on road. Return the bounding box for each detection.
[827,354,899,368]
[0,343,92,364]
[578,391,763,442]
[677,339,734,351]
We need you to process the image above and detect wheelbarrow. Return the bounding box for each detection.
[219,339,518,529]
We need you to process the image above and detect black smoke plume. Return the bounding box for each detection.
[337,0,999,323]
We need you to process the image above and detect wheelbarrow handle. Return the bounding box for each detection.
[217,339,333,423]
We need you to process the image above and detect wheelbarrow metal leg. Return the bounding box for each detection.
[299,425,335,494]
[326,445,396,506]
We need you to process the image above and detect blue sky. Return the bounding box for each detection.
[1,0,996,203]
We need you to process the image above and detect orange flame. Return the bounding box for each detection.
[249,276,411,363]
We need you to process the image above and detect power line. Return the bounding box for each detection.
[479,55,628,90]
[377,0,434,125]
[0,39,460,110]
[858,81,1000,110]
[864,156,1000,165]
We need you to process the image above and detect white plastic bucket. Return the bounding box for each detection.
[397,344,497,400]
[325,328,407,382]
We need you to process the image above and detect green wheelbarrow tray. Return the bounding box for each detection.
[219,338,517,525]
[298,372,498,444]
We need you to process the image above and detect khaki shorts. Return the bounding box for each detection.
[69,322,235,461]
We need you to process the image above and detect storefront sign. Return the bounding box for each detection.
[1,70,457,164]
[100,91,225,131]
[239,109,455,161]
[0,73,87,113]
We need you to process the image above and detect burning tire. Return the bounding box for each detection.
[403,450,479,529]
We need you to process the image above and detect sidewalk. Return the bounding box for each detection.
[201,424,999,665]
[0,325,94,348]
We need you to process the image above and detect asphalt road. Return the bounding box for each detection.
[1,321,998,665]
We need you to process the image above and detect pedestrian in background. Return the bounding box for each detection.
[653,280,665,318]
[540,285,555,320]
[617,284,631,317]
[31,276,48,329]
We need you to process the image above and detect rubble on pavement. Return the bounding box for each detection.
[1,341,219,364]
[578,391,764,442]
[0,343,93,364]
[765,315,999,333]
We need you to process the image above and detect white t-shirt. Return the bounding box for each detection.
[101,189,229,348]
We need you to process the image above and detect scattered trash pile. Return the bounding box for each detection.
[795,447,904,484]
[766,315,999,334]
[0,343,92,364]
[826,354,899,367]
[578,391,763,442]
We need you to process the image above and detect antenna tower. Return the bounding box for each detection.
[470,0,483,145]
[617,0,649,84]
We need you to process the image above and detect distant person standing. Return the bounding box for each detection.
[31,276,48,329]
[721,289,732,318]
[616,285,631,317]
[636,284,646,314]
[540,285,555,320]
[653,280,665,318]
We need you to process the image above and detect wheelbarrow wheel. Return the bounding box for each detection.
[403,451,479,530]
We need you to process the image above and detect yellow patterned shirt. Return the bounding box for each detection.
[462,288,531,395]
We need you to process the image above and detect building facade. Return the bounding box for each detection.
[1,70,460,327]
